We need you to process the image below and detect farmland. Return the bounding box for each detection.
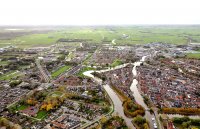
[1,25,200,48]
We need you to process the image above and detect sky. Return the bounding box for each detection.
[0,0,200,25]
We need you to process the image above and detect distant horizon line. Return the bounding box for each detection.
[0,24,200,27]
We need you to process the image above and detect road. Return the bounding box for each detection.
[35,59,50,82]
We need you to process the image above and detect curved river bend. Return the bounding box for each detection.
[83,56,154,129]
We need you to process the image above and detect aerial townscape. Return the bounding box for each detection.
[0,26,200,129]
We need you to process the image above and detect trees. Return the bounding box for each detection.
[172,117,200,129]
[133,115,146,125]
[123,99,145,117]
[100,116,107,124]
[133,115,150,129]
[27,98,37,105]
[161,108,200,115]
[10,80,22,87]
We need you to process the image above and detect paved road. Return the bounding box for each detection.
[35,59,50,82]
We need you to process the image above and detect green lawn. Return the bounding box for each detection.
[0,61,9,66]
[76,67,95,77]
[0,71,22,80]
[17,105,28,111]
[51,65,71,78]
[111,59,123,67]
[186,53,200,59]
[35,110,48,120]
[83,53,93,65]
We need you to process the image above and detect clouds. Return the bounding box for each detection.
[0,0,199,25]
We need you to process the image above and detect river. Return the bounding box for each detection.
[83,56,155,129]
[130,56,154,129]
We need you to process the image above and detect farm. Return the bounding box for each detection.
[1,26,200,48]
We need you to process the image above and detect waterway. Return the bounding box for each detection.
[83,56,154,129]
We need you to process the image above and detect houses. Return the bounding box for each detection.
[137,59,200,108]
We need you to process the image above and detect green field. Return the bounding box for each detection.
[51,65,71,78]
[186,53,200,59]
[0,61,9,66]
[35,110,48,120]
[111,59,123,67]
[76,67,95,77]
[1,26,200,48]
[0,70,22,80]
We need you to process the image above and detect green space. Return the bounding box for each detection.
[1,26,200,48]
[0,61,9,65]
[101,115,128,129]
[110,59,123,67]
[172,117,200,129]
[35,110,48,120]
[186,53,200,59]
[0,70,22,80]
[76,67,95,77]
[132,115,150,129]
[17,105,28,111]
[48,91,63,97]
[83,53,93,65]
[51,65,71,78]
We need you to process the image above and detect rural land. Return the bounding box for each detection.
[0,25,200,129]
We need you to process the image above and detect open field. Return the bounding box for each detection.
[35,110,48,120]
[186,53,200,59]
[0,26,200,48]
[76,67,95,77]
[0,70,22,80]
[51,65,71,78]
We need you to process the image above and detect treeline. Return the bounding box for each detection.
[161,108,200,115]
[173,117,200,128]
[0,117,21,129]
[123,99,145,118]
[133,115,150,129]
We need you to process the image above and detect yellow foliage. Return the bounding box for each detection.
[40,103,47,110]
[100,116,107,124]
[46,103,53,111]
[27,98,37,105]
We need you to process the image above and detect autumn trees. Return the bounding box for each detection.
[40,95,65,111]
[161,108,200,115]
[133,115,150,129]
[123,99,145,118]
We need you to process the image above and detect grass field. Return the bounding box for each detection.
[76,67,95,77]
[1,26,200,48]
[35,110,48,120]
[0,61,9,66]
[0,70,22,80]
[111,59,123,67]
[186,53,200,59]
[51,65,71,78]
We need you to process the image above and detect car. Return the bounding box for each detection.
[154,123,157,129]
[152,117,155,121]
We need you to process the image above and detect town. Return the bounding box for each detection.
[0,27,200,129]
